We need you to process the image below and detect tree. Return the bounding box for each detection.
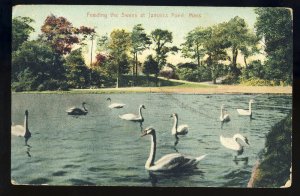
[12,16,35,52]
[181,27,206,67]
[131,24,151,85]
[150,29,178,84]
[222,16,259,78]
[108,29,131,88]
[78,26,97,67]
[255,8,293,84]
[77,26,97,86]
[40,14,80,55]
[12,40,66,91]
[202,26,230,84]
[143,55,159,85]
[64,48,90,88]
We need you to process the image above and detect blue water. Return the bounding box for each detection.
[11,93,292,187]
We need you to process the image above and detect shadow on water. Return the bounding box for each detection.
[222,168,252,187]
[148,169,205,187]
[69,178,96,185]
[52,171,68,176]
[63,164,81,169]
[29,177,51,184]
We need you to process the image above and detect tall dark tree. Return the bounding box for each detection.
[108,29,131,88]
[199,25,231,84]
[143,55,159,85]
[255,8,293,84]
[150,29,178,84]
[78,26,97,86]
[12,16,35,52]
[64,48,90,88]
[78,26,97,67]
[181,27,206,67]
[222,16,259,78]
[131,24,151,85]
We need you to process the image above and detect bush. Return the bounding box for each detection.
[239,77,276,86]
[221,73,239,84]
[11,68,37,92]
[176,66,211,82]
[159,69,178,79]
[37,79,69,91]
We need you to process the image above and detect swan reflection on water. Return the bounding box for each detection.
[148,169,205,187]
[233,156,249,165]
[26,145,32,157]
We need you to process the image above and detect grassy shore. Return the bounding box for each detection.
[13,84,292,94]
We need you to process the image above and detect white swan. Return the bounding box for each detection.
[66,102,88,115]
[107,97,126,109]
[11,110,31,145]
[170,113,189,136]
[220,133,250,156]
[141,127,207,172]
[119,104,145,122]
[170,113,188,146]
[237,99,255,117]
[220,104,230,122]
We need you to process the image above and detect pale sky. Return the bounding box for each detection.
[13,5,260,65]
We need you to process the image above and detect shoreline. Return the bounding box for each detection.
[12,85,292,94]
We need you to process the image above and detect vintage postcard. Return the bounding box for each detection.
[11,5,292,187]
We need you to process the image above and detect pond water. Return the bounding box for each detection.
[11,93,292,187]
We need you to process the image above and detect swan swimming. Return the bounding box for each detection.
[170,113,188,146]
[107,98,126,109]
[141,127,207,172]
[11,110,31,145]
[66,102,88,115]
[220,133,250,156]
[220,104,230,122]
[237,99,255,117]
[119,104,145,122]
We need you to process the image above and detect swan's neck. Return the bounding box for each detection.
[220,107,224,118]
[249,102,252,113]
[139,107,143,119]
[24,114,28,134]
[233,134,244,145]
[145,133,156,169]
[82,104,87,111]
[172,116,178,135]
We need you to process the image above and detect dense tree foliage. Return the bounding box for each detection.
[143,55,159,80]
[12,40,66,91]
[181,27,206,67]
[254,8,293,84]
[108,29,131,87]
[150,29,178,84]
[64,48,91,88]
[12,16,35,52]
[11,10,293,91]
[40,14,80,55]
[222,16,259,77]
[176,63,211,82]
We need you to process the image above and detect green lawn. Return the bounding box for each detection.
[12,75,215,94]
